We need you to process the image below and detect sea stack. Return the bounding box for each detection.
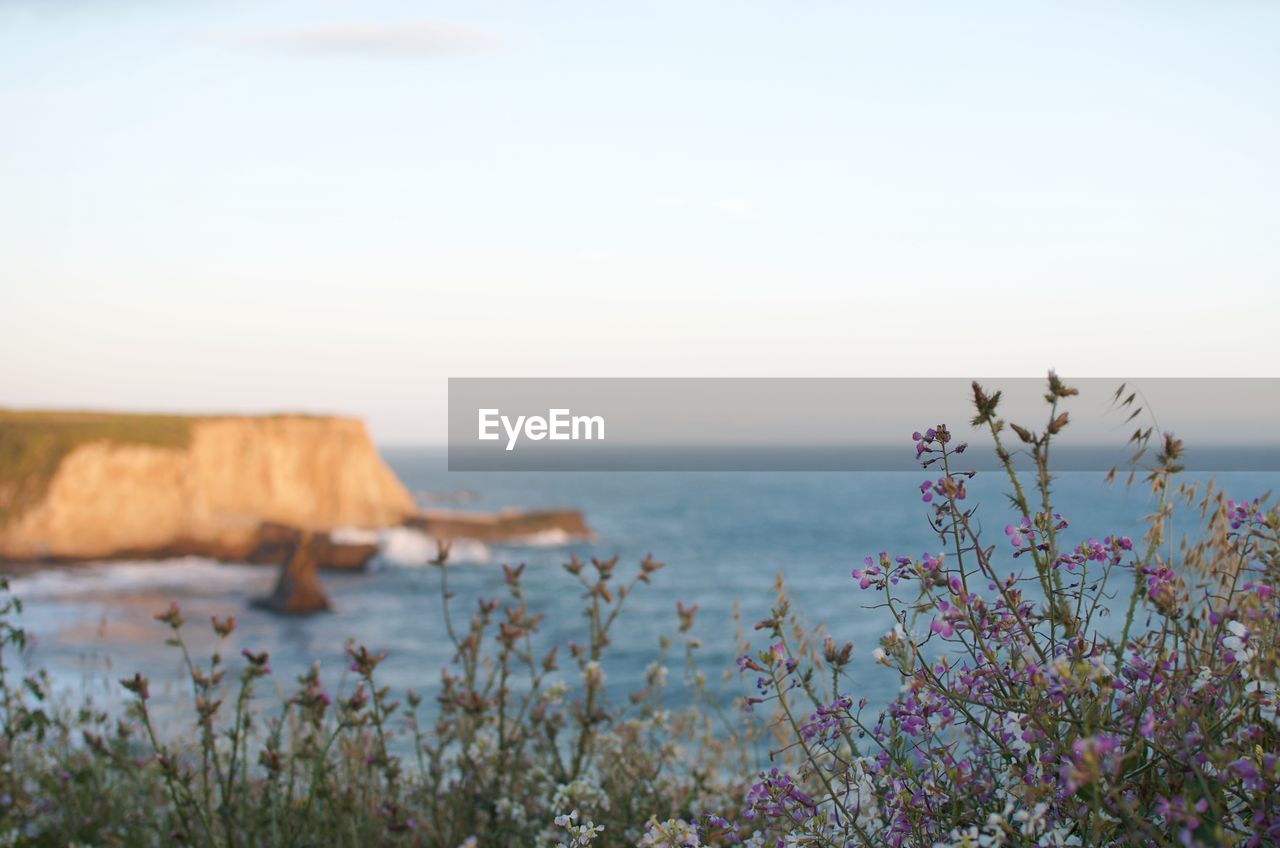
[252,532,332,615]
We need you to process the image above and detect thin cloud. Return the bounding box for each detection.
[230,22,500,56]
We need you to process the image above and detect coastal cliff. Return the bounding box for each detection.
[0,412,416,562]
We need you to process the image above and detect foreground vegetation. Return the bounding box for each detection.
[1,376,1278,847]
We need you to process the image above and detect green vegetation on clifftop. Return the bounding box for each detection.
[0,410,194,524]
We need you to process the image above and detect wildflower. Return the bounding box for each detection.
[552,809,605,847]
[582,660,605,688]
[676,601,698,631]
[938,822,1006,847]
[1139,563,1180,615]
[120,672,150,701]
[551,778,611,814]
[346,682,369,712]
[154,602,183,629]
[639,817,701,847]
[930,600,957,638]
[800,696,852,743]
[645,661,670,689]
[347,644,387,676]
[543,679,568,703]
[921,476,967,505]
[211,615,236,637]
[914,428,939,458]
[1061,733,1122,794]
[292,663,331,716]
[1191,666,1213,693]
[1154,795,1210,844]
[852,556,882,590]
[1244,678,1280,728]
[1012,802,1049,837]
[1227,498,1264,531]
[1229,757,1264,791]
[241,648,271,676]
[1223,620,1255,664]
[996,712,1031,756]
[742,768,816,823]
[823,635,853,667]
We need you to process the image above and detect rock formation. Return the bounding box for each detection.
[405,508,594,543]
[251,533,332,615]
[0,414,415,562]
[245,523,380,571]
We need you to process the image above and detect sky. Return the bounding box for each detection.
[1,1,1278,443]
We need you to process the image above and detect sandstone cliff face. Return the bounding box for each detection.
[0,416,415,561]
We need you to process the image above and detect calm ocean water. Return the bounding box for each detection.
[9,448,1276,725]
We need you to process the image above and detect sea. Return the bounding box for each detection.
[6,448,1275,729]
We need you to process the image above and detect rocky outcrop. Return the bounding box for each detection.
[0,415,415,562]
[251,533,332,615]
[405,508,594,543]
[245,523,380,571]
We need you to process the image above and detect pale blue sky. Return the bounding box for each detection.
[2,1,1277,442]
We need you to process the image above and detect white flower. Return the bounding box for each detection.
[934,822,1006,847]
[638,817,701,847]
[551,777,611,813]
[1085,654,1113,681]
[550,808,605,848]
[1245,677,1280,728]
[1191,666,1213,693]
[1224,620,1256,664]
[1013,801,1049,837]
[1038,827,1082,846]
[583,660,606,688]
[997,712,1031,756]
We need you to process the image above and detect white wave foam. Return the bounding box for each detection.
[494,529,580,548]
[7,557,271,600]
[328,527,382,545]
[329,526,491,565]
[4,529,500,599]
[373,528,490,567]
